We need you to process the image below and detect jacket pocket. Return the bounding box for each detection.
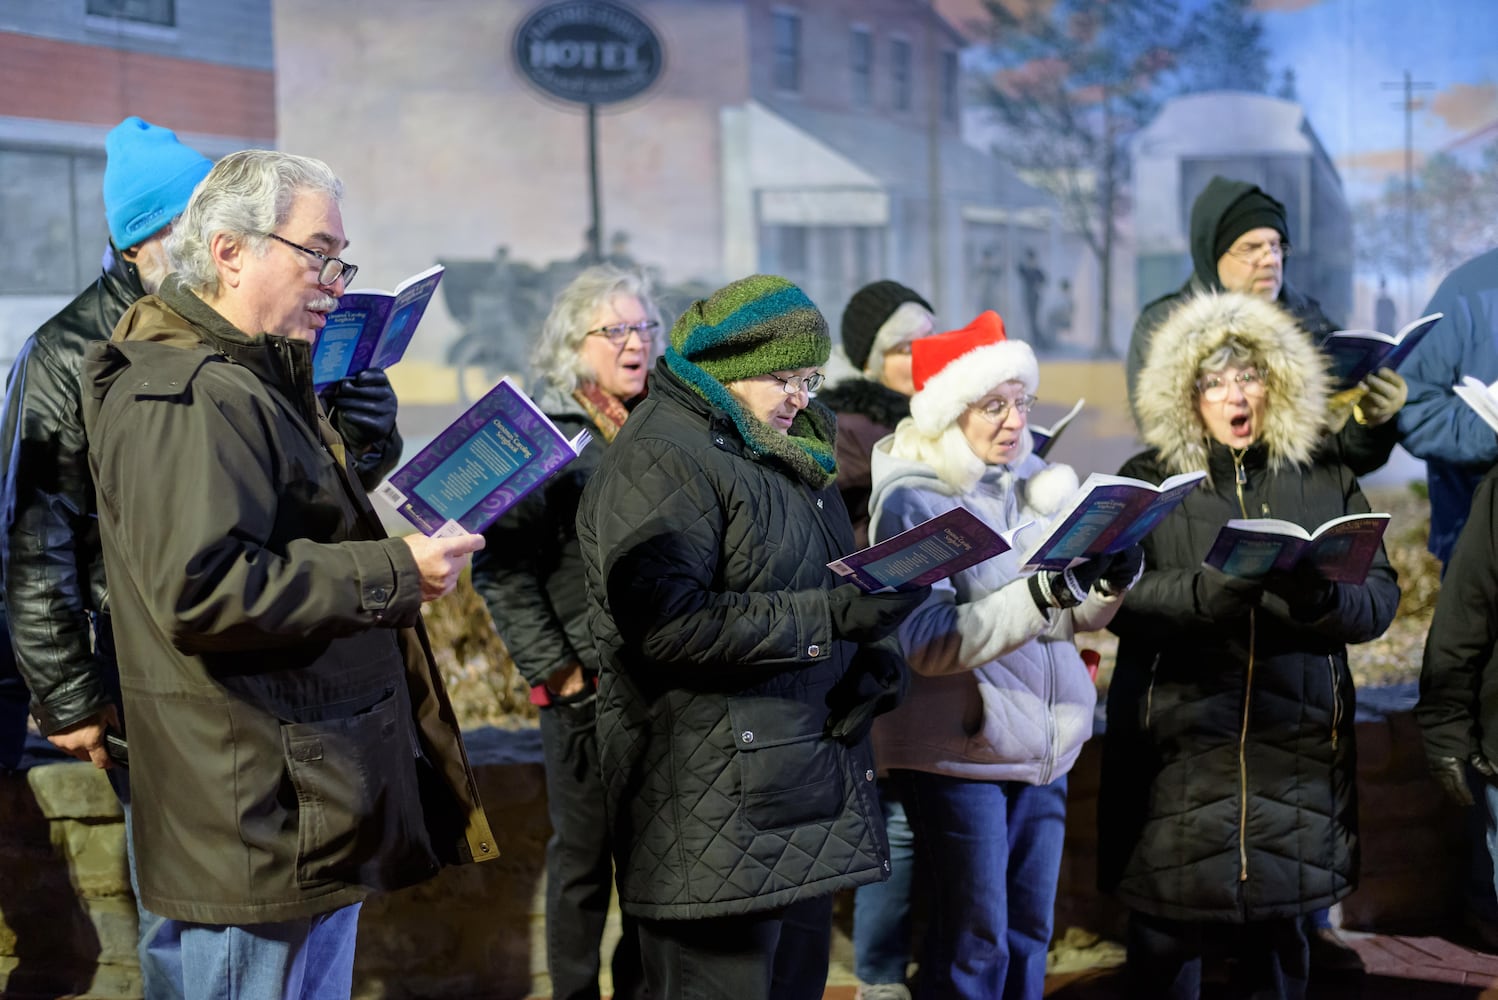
[728,696,845,831]
[282,686,438,890]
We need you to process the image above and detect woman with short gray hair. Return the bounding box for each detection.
[471,264,658,1000]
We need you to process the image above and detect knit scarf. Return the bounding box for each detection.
[665,348,837,489]
[572,382,631,443]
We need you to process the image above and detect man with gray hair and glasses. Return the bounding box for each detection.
[80,148,496,999]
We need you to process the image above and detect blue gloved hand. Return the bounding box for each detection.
[325,368,398,450]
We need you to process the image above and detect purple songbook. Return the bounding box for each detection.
[828,506,1022,593]
[373,376,589,537]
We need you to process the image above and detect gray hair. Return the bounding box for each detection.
[1197,338,1258,378]
[864,300,936,378]
[167,149,343,296]
[530,265,662,394]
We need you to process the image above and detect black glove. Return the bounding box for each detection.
[827,584,931,643]
[1429,755,1475,808]
[1193,565,1263,620]
[825,645,908,745]
[1029,557,1109,611]
[325,368,398,450]
[1096,544,1145,597]
[1261,563,1336,621]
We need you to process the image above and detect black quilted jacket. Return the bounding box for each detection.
[1098,441,1400,922]
[576,360,890,919]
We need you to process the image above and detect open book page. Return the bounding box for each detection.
[1021,470,1206,571]
[1203,512,1390,583]
[1454,375,1498,436]
[373,376,588,537]
[1030,398,1084,460]
[313,264,445,390]
[1323,312,1443,391]
[828,507,1029,593]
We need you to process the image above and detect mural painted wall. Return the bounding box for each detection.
[2,0,1495,473]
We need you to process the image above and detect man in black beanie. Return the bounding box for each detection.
[1125,175,1406,476]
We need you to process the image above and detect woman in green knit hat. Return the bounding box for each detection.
[576,274,928,999]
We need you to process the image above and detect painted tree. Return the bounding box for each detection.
[1354,145,1498,289]
[976,0,1269,356]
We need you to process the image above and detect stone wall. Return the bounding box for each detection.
[0,707,1473,999]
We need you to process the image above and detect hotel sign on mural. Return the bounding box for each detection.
[513,0,664,106]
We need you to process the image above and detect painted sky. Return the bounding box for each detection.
[1256,0,1498,199]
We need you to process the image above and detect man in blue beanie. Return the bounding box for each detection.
[0,115,211,1000]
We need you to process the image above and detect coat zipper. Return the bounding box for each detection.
[1328,655,1341,750]
[1145,652,1161,729]
[1232,447,1253,884]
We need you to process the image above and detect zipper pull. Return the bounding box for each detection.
[1260,502,1271,517]
[1236,461,1247,486]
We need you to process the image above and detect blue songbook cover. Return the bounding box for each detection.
[313,264,444,390]
[1202,513,1389,584]
[1021,470,1206,571]
[828,506,1026,593]
[372,376,590,537]
[1323,312,1442,391]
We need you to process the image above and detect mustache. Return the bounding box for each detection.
[308,294,340,313]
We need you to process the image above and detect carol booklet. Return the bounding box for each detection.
[1454,375,1498,434]
[1021,471,1206,571]
[1030,398,1083,460]
[1323,312,1442,391]
[1202,513,1390,584]
[373,377,589,538]
[828,506,1027,593]
[313,264,445,390]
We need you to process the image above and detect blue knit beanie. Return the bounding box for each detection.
[103,117,213,249]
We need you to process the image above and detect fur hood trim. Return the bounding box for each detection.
[1136,292,1329,477]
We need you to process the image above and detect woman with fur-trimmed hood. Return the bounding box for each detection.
[867,312,1142,1000]
[1098,292,1400,998]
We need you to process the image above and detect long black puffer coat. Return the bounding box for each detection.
[1099,292,1400,922]
[576,359,891,920]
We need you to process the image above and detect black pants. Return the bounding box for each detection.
[539,696,647,1000]
[636,894,834,1000]
[1126,909,1309,1000]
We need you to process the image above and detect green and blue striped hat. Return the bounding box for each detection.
[668,274,830,382]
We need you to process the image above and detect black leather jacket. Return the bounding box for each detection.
[0,245,401,734]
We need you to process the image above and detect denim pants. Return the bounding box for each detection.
[636,894,833,1000]
[1126,910,1309,1000]
[851,778,914,985]
[113,773,186,1000]
[890,769,1067,1000]
[539,696,646,1000]
[179,902,360,1000]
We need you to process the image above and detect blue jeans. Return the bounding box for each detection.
[109,754,186,1000]
[1126,911,1308,999]
[852,779,914,985]
[179,902,361,1000]
[891,769,1067,1000]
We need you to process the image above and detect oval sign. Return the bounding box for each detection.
[513,0,664,106]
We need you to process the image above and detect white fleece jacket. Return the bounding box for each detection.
[867,437,1119,785]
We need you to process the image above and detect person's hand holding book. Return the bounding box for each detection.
[1193,565,1262,620]
[827,584,931,642]
[404,531,486,601]
[1353,367,1407,427]
[1261,563,1336,621]
[325,368,398,449]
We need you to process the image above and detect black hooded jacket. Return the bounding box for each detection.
[1124,177,1395,476]
[1100,292,1399,923]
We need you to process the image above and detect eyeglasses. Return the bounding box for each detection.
[264,232,358,287]
[969,395,1037,422]
[768,372,826,395]
[585,320,659,344]
[1224,239,1291,263]
[1197,368,1267,402]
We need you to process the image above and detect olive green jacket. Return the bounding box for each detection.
[81,277,496,924]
